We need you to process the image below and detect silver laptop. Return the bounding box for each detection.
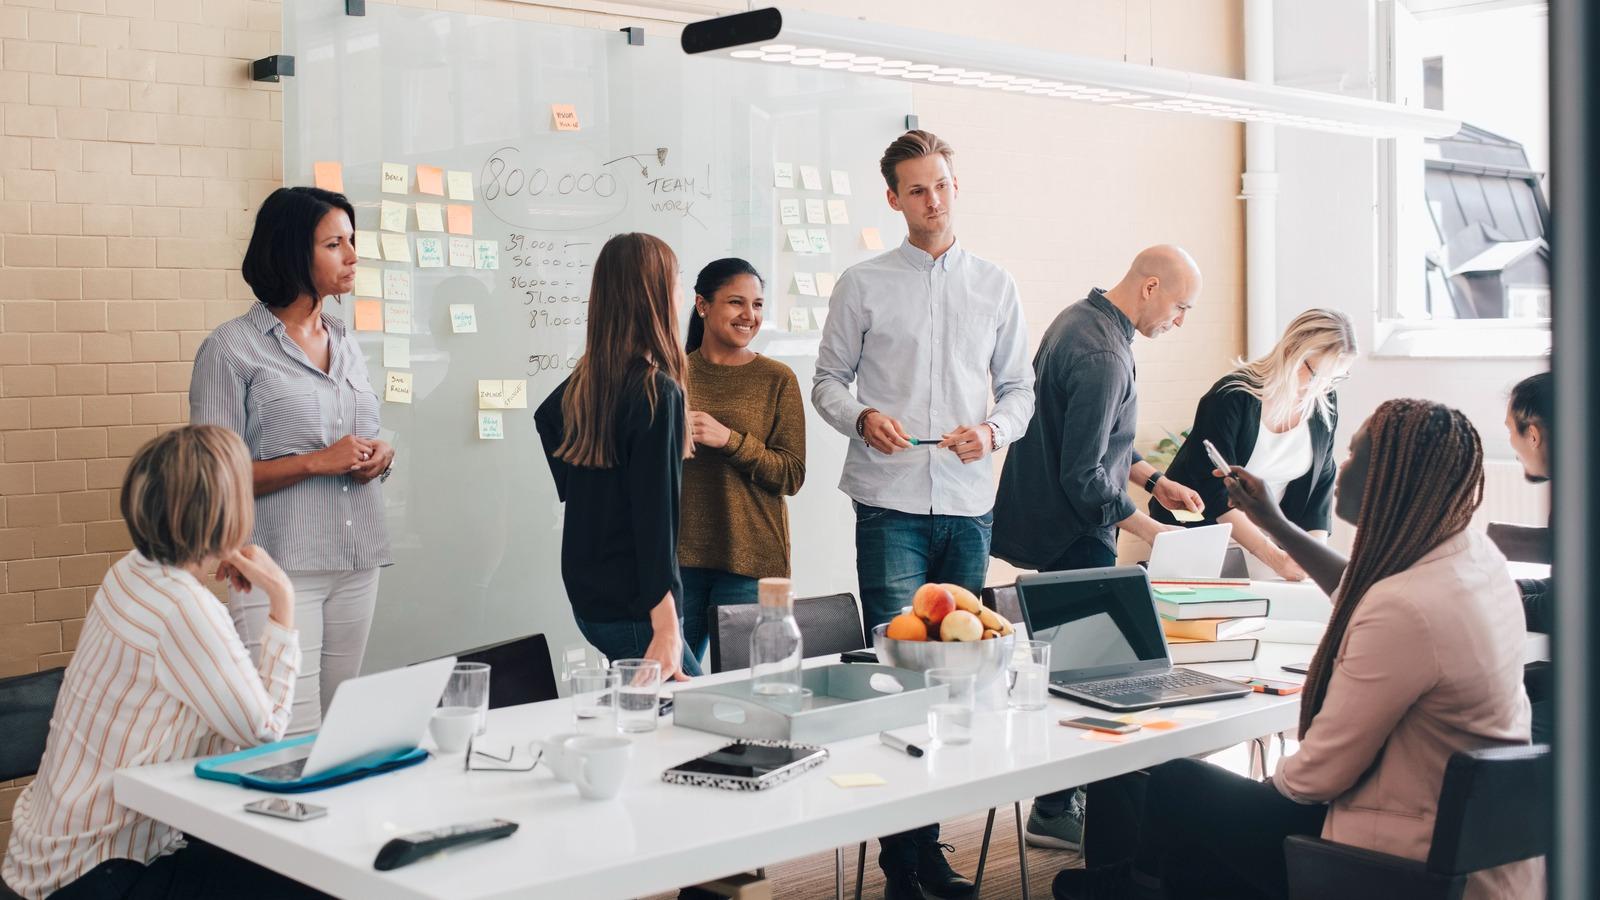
[1147,523,1233,580]
[1016,566,1250,711]
[209,656,458,782]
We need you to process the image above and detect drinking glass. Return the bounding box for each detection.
[559,644,607,683]
[442,662,491,735]
[1007,640,1051,711]
[571,666,620,734]
[613,659,662,734]
[925,667,976,745]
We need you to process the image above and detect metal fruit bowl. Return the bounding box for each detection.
[871,624,1016,689]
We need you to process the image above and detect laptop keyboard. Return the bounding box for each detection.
[249,757,308,781]
[1068,669,1219,698]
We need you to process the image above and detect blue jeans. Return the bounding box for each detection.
[573,615,703,678]
[855,503,994,639]
[678,567,760,670]
[854,502,992,865]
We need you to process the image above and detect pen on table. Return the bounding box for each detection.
[879,731,925,758]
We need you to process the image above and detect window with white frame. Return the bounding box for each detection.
[1378,0,1550,354]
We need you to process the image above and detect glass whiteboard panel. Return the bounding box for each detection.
[284,3,912,670]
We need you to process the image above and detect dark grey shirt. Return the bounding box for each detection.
[189,303,391,572]
[993,290,1143,568]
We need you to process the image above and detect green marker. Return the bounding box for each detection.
[907,438,941,446]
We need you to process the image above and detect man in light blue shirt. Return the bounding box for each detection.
[813,130,1034,900]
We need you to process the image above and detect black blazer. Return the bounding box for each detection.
[1150,374,1338,532]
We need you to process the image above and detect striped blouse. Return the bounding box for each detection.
[189,302,391,572]
[1,551,300,900]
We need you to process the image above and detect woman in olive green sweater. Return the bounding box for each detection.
[679,259,807,667]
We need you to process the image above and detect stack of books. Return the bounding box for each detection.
[1151,585,1271,664]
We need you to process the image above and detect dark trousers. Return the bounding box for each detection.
[677,567,760,670]
[573,615,703,678]
[46,838,330,900]
[855,503,993,869]
[1034,536,1120,818]
[1085,759,1327,900]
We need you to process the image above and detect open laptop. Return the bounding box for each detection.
[1016,566,1250,711]
[207,656,457,782]
[1146,523,1234,581]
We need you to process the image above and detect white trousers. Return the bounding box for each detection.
[230,568,380,736]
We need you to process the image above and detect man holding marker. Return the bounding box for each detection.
[813,130,1034,900]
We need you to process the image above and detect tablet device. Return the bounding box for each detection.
[662,740,828,791]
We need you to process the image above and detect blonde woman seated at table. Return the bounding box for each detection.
[1056,399,1537,900]
[1,427,328,900]
[1149,308,1357,581]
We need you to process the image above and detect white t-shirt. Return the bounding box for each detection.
[1245,418,1313,505]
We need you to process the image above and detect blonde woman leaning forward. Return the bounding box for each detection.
[2,426,328,900]
[1150,308,1357,580]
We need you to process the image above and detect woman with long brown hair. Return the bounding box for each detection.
[1056,399,1537,900]
[534,233,700,679]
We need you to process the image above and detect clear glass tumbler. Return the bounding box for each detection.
[612,659,662,734]
[1007,640,1052,711]
[571,666,620,734]
[442,661,491,735]
[925,667,976,745]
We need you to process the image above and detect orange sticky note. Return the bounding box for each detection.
[354,299,383,332]
[417,165,444,196]
[1141,720,1181,731]
[551,103,581,131]
[447,204,473,236]
[313,161,343,192]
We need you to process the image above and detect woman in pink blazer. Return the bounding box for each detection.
[1055,399,1538,900]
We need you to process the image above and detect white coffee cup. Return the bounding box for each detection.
[539,731,585,782]
[564,735,632,800]
[429,707,478,754]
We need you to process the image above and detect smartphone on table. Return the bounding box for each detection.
[1060,715,1141,735]
[1229,675,1303,696]
[244,798,327,821]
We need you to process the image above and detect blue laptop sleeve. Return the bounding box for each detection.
[194,734,429,793]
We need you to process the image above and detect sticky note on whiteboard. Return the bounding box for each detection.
[355,230,380,260]
[415,202,445,233]
[827,199,850,225]
[773,162,794,189]
[354,299,383,331]
[313,161,343,192]
[449,237,474,267]
[831,170,851,195]
[779,198,802,226]
[382,270,411,302]
[861,227,884,250]
[380,200,407,233]
[385,371,413,403]
[383,301,411,334]
[447,170,474,201]
[799,165,822,191]
[353,266,382,297]
[381,162,408,194]
[449,304,478,333]
[416,237,444,268]
[789,307,811,332]
[805,199,826,225]
[383,335,410,368]
[786,228,811,253]
[551,103,581,131]
[380,233,411,263]
[792,272,817,296]
[478,411,504,440]
[447,204,473,236]
[416,165,444,196]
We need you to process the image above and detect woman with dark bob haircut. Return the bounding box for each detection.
[187,186,392,736]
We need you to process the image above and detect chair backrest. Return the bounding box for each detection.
[1426,744,1552,875]
[453,634,559,708]
[0,667,66,782]
[981,584,1024,631]
[710,592,865,674]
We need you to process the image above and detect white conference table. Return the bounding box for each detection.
[115,649,1306,900]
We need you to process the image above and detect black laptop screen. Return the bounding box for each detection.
[1017,569,1169,680]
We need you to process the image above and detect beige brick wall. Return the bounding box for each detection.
[0,0,1245,845]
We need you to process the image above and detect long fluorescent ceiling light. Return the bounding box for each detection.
[681,7,1461,139]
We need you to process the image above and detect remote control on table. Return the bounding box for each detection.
[373,819,518,871]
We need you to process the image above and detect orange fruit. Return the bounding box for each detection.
[886,612,929,641]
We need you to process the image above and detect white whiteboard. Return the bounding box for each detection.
[283,3,912,670]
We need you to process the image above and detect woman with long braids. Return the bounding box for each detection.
[1054,399,1538,900]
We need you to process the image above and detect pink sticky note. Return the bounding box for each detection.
[550,103,581,131]
[354,299,383,332]
[313,161,343,193]
[447,204,473,236]
[417,165,444,196]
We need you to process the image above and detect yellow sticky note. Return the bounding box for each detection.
[816,272,837,296]
[450,304,477,334]
[382,270,411,302]
[385,371,413,403]
[861,227,884,250]
[477,380,527,410]
[827,199,850,225]
[551,103,581,131]
[416,165,444,196]
[447,204,473,236]
[383,301,411,335]
[415,202,444,233]
[354,299,383,332]
[353,266,382,297]
[1080,730,1128,744]
[383,335,410,369]
[829,774,887,788]
[1171,508,1204,523]
[447,170,473,201]
[380,200,407,233]
[449,237,474,267]
[355,230,380,260]
[380,233,411,263]
[381,162,409,194]
[313,161,343,192]
[478,411,504,440]
[474,240,498,270]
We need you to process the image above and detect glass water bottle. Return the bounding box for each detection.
[749,577,804,699]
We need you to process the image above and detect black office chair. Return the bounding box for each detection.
[1285,744,1551,900]
[1,666,65,782]
[450,633,560,707]
[708,592,865,674]
[980,584,1024,632]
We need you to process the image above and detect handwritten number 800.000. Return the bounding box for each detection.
[483,152,617,201]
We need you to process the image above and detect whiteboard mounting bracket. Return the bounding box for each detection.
[621,26,645,46]
[345,0,365,15]
[252,55,294,83]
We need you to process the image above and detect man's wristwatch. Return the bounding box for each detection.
[1144,471,1163,494]
[983,420,1001,452]
[379,465,393,483]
